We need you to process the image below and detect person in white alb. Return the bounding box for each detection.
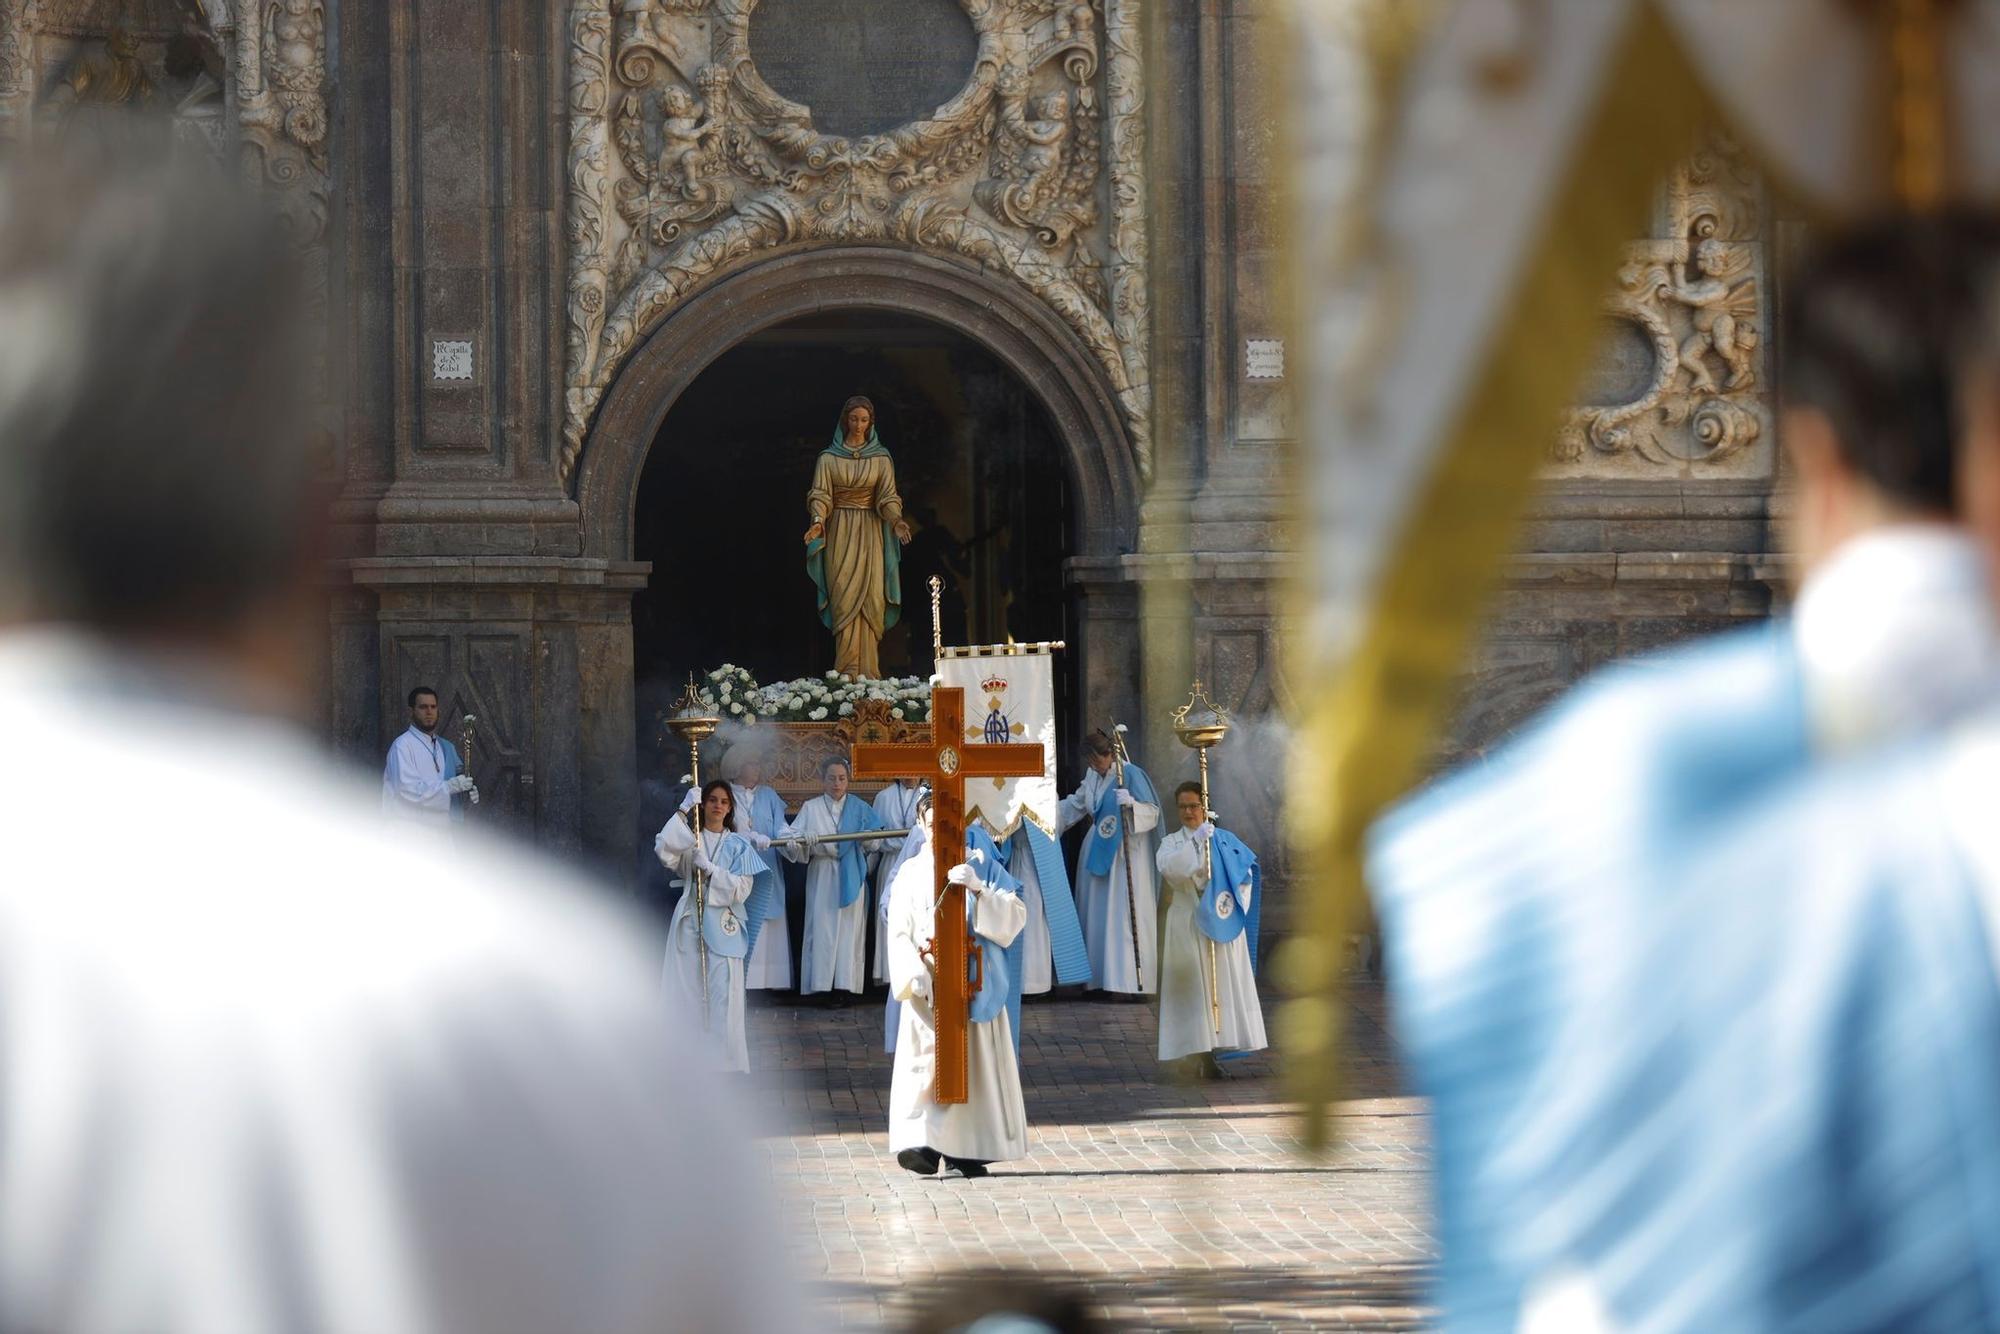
[1155,781,1267,1077]
[381,685,477,829]
[886,794,1029,1179]
[0,140,805,1333]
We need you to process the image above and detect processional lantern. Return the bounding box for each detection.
[663,673,722,786]
[1172,677,1233,1037]
[663,674,724,1030]
[1171,677,1231,813]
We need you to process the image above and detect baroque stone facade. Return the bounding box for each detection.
[2,0,1790,914]
[560,0,1154,492]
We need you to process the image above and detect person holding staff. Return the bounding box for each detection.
[657,779,772,1072]
[1155,781,1267,1075]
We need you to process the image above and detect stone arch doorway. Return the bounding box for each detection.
[573,247,1146,892]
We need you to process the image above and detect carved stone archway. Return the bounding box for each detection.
[575,244,1142,564]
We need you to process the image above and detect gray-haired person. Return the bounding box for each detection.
[0,135,803,1332]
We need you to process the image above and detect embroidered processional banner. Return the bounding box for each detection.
[938,645,1059,839]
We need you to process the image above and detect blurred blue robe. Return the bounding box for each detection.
[1367,528,2000,1330]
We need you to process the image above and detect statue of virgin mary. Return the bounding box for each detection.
[803,395,912,679]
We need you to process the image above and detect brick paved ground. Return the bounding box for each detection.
[747,981,1434,1330]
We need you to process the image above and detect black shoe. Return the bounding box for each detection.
[896,1147,941,1177]
[1199,1053,1227,1081]
[941,1157,989,1179]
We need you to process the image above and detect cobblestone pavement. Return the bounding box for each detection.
[747,981,1434,1331]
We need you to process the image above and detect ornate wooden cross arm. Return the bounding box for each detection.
[852,685,1044,1104]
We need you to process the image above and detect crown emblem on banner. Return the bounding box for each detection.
[981,676,1008,694]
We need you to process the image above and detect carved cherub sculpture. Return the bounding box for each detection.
[657,85,719,196]
[1668,237,1759,394]
[1018,93,1071,185]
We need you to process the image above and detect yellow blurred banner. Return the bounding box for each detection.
[1283,0,1722,1148]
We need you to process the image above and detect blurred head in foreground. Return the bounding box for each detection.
[0,133,324,699]
[1778,211,2000,573]
[0,132,800,1334]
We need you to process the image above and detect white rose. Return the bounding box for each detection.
[892,707,905,719]
[838,702,854,716]
[729,701,743,714]
[809,707,828,721]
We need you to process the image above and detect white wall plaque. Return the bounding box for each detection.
[431,338,475,383]
[1245,337,1284,381]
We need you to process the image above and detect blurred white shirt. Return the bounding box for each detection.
[0,629,806,1334]
[1794,524,2000,752]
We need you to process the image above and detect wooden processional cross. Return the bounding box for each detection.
[852,685,1044,1104]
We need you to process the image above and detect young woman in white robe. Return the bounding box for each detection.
[656,780,764,1072]
[869,777,926,983]
[673,754,791,989]
[886,796,1030,1177]
[1154,782,1267,1066]
[781,756,883,996]
[1056,729,1160,995]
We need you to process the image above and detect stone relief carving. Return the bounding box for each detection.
[0,1,330,334]
[1556,137,1768,470]
[561,0,1153,487]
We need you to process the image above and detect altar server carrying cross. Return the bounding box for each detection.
[853,684,1044,1104]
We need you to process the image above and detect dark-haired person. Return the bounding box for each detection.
[0,140,802,1329]
[780,755,885,999]
[1056,727,1161,995]
[381,684,476,831]
[655,779,774,1072]
[1367,214,2000,1330]
[1155,782,1266,1075]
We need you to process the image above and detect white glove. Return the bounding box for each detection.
[1193,822,1213,842]
[692,847,718,875]
[1115,788,1136,808]
[946,862,975,888]
[749,831,772,850]
[445,774,476,795]
[467,785,481,806]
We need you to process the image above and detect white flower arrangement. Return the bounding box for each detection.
[692,665,935,724]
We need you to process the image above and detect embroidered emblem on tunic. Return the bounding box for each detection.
[1096,814,1119,840]
[721,913,740,935]
[1215,892,1234,918]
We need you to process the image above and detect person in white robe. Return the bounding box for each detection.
[870,777,926,983]
[886,795,1030,1177]
[1056,728,1161,994]
[0,145,804,1332]
[656,779,769,1073]
[1155,781,1267,1071]
[1366,215,2000,1330]
[381,684,477,830]
[781,755,885,997]
[678,749,793,990]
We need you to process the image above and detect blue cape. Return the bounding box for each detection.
[1195,827,1262,970]
[742,785,790,921]
[1018,821,1091,986]
[804,427,903,634]
[964,825,1027,1048]
[695,830,775,960]
[1083,761,1160,878]
[833,795,884,908]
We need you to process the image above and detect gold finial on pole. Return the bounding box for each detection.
[929,574,945,666]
